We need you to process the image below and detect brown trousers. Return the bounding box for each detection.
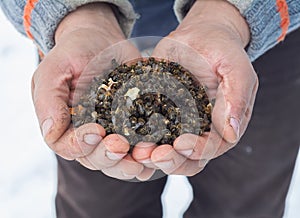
[55,28,300,218]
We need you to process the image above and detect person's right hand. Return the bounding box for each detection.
[132,0,259,176]
[32,3,153,180]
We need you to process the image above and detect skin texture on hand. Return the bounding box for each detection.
[32,0,258,181]
[132,0,259,176]
[31,3,155,181]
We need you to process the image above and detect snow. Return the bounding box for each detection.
[0,11,57,218]
[0,10,299,218]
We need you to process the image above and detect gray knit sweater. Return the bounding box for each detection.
[1,0,300,61]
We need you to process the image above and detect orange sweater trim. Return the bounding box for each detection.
[276,0,290,42]
[23,0,39,40]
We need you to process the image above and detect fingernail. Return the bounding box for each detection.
[42,118,53,138]
[154,160,174,169]
[122,172,136,178]
[177,149,193,157]
[106,151,127,161]
[139,158,152,164]
[84,134,102,145]
[230,117,240,139]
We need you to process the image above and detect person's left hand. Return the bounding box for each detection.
[31,3,155,181]
[132,0,259,176]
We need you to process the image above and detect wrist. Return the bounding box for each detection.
[183,0,250,47]
[55,3,124,43]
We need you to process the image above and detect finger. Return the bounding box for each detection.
[101,154,144,180]
[174,130,227,161]
[151,144,186,174]
[173,133,206,160]
[78,134,129,170]
[47,123,105,160]
[136,167,156,181]
[131,142,157,168]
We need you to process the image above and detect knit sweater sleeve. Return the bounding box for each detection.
[0,0,137,54]
[174,0,300,61]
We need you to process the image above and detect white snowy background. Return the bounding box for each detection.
[0,10,299,218]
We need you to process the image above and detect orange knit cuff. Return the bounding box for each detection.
[276,0,290,42]
[23,0,39,40]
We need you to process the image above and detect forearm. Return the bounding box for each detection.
[55,3,124,44]
[174,0,300,61]
[178,0,250,47]
[0,0,137,54]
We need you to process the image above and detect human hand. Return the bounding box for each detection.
[132,0,259,176]
[32,3,152,180]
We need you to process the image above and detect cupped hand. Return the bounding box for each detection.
[32,3,153,180]
[132,0,259,176]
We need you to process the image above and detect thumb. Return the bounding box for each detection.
[212,52,258,144]
[32,53,107,159]
[32,54,71,145]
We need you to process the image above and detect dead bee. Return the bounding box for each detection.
[71,57,212,148]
